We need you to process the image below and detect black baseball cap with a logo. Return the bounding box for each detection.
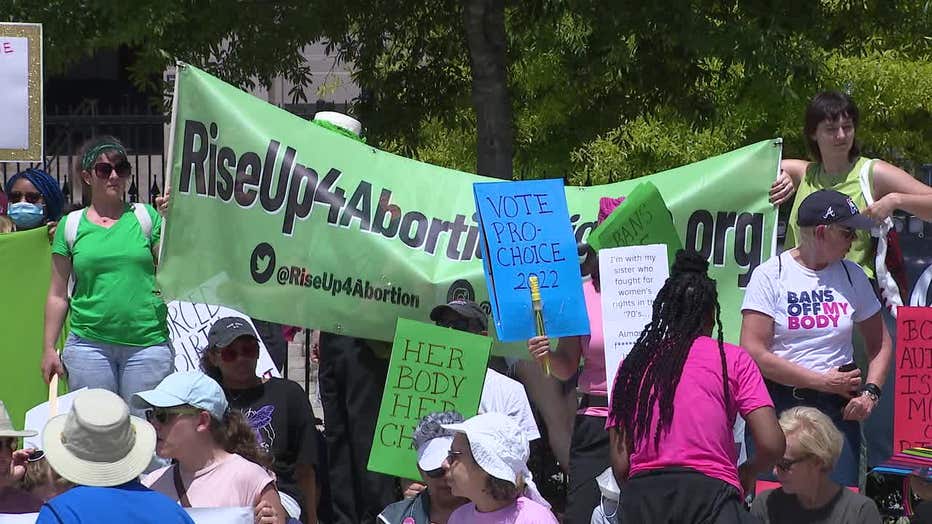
[207,317,259,349]
[429,300,488,331]
[797,189,874,230]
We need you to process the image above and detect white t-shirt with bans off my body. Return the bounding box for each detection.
[741,252,881,374]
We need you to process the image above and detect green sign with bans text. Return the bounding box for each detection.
[588,181,682,267]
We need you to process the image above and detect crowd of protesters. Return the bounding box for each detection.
[1,91,932,524]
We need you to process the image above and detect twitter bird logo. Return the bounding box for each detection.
[250,243,276,284]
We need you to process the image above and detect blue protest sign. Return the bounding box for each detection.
[473,179,589,342]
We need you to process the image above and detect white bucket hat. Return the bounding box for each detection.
[43,389,155,487]
[442,412,550,508]
[0,400,37,438]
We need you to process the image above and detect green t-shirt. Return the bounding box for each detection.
[52,204,169,347]
[785,156,876,279]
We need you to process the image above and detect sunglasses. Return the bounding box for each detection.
[7,191,43,204]
[823,224,856,240]
[93,161,132,179]
[446,449,465,464]
[0,438,15,452]
[27,449,45,462]
[220,344,260,363]
[423,467,446,479]
[145,407,201,424]
[775,455,809,472]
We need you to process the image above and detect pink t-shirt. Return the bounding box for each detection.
[578,279,608,417]
[607,336,773,493]
[143,453,275,508]
[447,496,558,524]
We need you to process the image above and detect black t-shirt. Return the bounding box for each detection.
[225,378,321,513]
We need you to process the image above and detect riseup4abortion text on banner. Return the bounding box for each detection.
[157,64,781,352]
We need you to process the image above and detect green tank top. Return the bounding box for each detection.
[785,156,876,279]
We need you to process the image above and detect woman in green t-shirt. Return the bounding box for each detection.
[40,136,174,417]
[772,91,932,281]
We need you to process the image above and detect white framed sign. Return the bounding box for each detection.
[0,23,42,162]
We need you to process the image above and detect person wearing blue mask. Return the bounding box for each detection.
[4,168,65,237]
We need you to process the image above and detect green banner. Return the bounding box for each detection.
[588,181,682,266]
[0,228,53,431]
[367,318,490,479]
[158,64,781,356]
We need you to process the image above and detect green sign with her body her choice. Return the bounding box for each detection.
[587,181,682,266]
[367,318,491,480]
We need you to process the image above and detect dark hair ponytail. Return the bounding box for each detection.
[609,250,730,450]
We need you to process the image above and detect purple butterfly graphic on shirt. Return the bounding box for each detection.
[243,405,276,451]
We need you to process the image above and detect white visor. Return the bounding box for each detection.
[416,436,452,471]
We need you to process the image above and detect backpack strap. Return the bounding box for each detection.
[858,159,903,316]
[132,203,153,245]
[63,209,85,297]
[63,209,83,252]
[841,259,853,286]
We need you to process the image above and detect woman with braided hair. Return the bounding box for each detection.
[607,250,784,523]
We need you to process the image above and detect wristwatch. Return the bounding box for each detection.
[861,383,882,403]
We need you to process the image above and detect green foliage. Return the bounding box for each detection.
[5,0,931,182]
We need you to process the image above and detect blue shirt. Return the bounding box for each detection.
[37,480,195,524]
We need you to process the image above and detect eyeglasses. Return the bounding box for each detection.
[423,467,446,479]
[775,455,810,472]
[145,407,201,424]
[8,191,43,204]
[831,225,857,240]
[220,343,260,362]
[435,318,472,331]
[446,450,465,464]
[93,161,132,179]
[27,449,45,463]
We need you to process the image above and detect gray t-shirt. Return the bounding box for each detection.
[751,487,882,524]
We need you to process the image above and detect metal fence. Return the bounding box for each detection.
[1,99,352,208]
[1,101,168,208]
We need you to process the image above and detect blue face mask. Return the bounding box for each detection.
[8,202,46,229]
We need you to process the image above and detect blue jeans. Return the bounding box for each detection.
[62,333,175,418]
